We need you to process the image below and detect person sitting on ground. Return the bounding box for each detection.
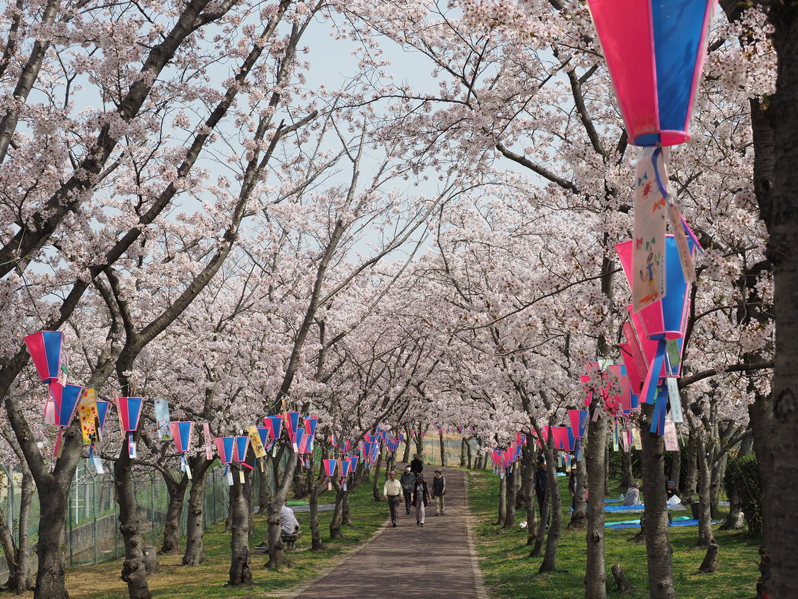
[568,464,578,512]
[255,501,300,550]
[410,453,424,474]
[665,480,679,524]
[624,481,641,506]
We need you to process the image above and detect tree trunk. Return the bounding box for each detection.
[748,393,774,598]
[460,438,467,467]
[371,451,383,502]
[503,463,519,529]
[709,452,727,520]
[620,444,634,491]
[539,438,562,573]
[699,542,720,574]
[439,429,447,467]
[342,491,353,526]
[246,465,255,537]
[160,474,189,554]
[15,466,35,592]
[603,438,610,498]
[496,470,507,525]
[467,438,473,469]
[611,564,635,596]
[33,477,70,599]
[522,445,537,544]
[309,482,325,551]
[266,449,297,569]
[0,504,18,591]
[414,431,424,457]
[670,447,682,494]
[585,412,607,599]
[696,431,715,547]
[329,486,345,539]
[529,486,549,558]
[402,428,411,463]
[228,463,252,586]
[114,443,154,599]
[753,10,798,599]
[683,432,698,502]
[640,402,674,599]
[258,456,272,512]
[570,448,588,530]
[182,456,212,566]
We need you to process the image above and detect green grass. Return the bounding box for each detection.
[468,470,761,599]
[63,479,389,599]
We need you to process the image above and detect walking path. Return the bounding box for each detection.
[291,467,486,599]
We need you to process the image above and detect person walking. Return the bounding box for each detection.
[400,465,416,515]
[432,469,446,515]
[383,470,403,527]
[411,473,430,527]
[410,453,424,474]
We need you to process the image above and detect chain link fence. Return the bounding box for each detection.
[0,461,238,577]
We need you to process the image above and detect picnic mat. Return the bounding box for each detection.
[605,517,717,529]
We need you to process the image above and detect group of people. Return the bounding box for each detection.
[383,454,446,527]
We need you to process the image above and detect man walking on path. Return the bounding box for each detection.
[383,470,403,527]
[432,469,446,515]
[412,473,430,526]
[410,453,424,474]
[400,465,416,515]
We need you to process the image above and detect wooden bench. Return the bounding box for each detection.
[281,530,302,550]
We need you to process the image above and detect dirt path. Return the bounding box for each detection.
[291,467,485,599]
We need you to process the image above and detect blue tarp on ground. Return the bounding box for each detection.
[605,504,644,512]
[606,517,717,529]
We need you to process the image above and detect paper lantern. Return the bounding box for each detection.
[617,235,699,340]
[586,0,715,146]
[115,396,143,457]
[215,436,235,465]
[49,382,82,427]
[263,415,283,441]
[170,421,194,478]
[24,331,63,383]
[234,435,250,466]
[284,411,300,443]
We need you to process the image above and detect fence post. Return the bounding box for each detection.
[114,477,119,559]
[212,469,217,524]
[68,478,73,569]
[150,470,155,547]
[87,464,97,565]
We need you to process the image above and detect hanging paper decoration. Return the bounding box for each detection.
[49,382,82,459]
[170,421,194,479]
[257,426,274,454]
[323,458,337,489]
[24,330,63,384]
[263,415,283,441]
[234,435,251,469]
[78,388,100,445]
[248,425,267,459]
[568,409,589,439]
[284,411,300,446]
[115,396,144,458]
[155,399,172,440]
[293,427,304,453]
[215,436,236,484]
[585,0,715,147]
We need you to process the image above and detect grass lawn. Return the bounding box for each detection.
[467,469,761,599]
[62,481,389,599]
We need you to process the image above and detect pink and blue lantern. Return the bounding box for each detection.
[263,415,283,441]
[115,396,143,457]
[234,436,251,468]
[170,421,194,476]
[586,0,714,147]
[25,331,63,384]
[49,382,82,427]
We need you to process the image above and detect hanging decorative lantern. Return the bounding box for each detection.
[586,0,715,147]
[323,459,337,490]
[114,396,143,458]
[170,421,195,479]
[215,436,236,484]
[24,331,63,384]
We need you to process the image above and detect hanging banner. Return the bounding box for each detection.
[667,379,683,423]
[663,420,679,451]
[248,425,266,458]
[155,398,171,440]
[77,388,99,445]
[632,147,668,313]
[632,428,643,450]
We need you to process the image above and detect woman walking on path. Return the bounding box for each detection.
[411,473,431,527]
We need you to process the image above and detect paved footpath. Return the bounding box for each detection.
[292,467,486,599]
